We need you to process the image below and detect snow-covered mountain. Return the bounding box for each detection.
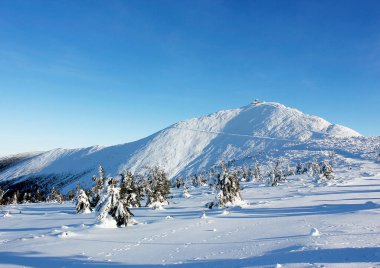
[0,101,376,192]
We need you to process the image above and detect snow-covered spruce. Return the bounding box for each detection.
[253,163,263,182]
[287,164,295,176]
[267,160,286,187]
[89,165,106,208]
[119,169,143,208]
[11,191,18,205]
[75,189,92,214]
[312,158,321,175]
[235,166,249,182]
[206,164,245,209]
[175,178,184,188]
[145,166,171,210]
[307,162,314,178]
[49,187,63,203]
[95,178,134,227]
[0,186,5,205]
[296,162,306,175]
[316,160,335,182]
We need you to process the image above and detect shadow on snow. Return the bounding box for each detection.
[1,246,379,267]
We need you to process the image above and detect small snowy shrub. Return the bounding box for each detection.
[310,228,320,237]
[182,187,191,198]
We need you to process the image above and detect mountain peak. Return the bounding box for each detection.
[0,102,364,189]
[184,101,361,142]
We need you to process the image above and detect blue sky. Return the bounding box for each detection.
[0,0,379,156]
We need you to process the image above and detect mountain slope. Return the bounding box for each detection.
[0,102,368,191]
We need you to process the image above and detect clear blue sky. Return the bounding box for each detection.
[0,0,379,156]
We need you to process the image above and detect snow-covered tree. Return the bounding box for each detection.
[253,164,263,182]
[95,178,120,223]
[90,165,106,207]
[76,189,92,214]
[267,160,286,186]
[191,174,206,187]
[312,158,321,175]
[296,162,304,175]
[191,175,199,187]
[99,165,105,181]
[307,162,314,177]
[182,186,191,198]
[196,174,207,186]
[145,166,171,209]
[12,192,18,205]
[268,169,277,186]
[35,188,45,203]
[207,168,218,191]
[0,186,5,205]
[22,192,32,204]
[95,178,134,227]
[67,190,75,201]
[175,178,183,188]
[119,169,143,208]
[240,166,251,182]
[318,161,334,181]
[114,199,134,227]
[287,164,295,176]
[50,187,63,203]
[206,164,244,209]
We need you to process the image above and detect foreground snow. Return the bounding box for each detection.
[0,159,380,267]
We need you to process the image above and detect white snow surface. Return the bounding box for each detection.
[0,159,380,267]
[0,102,367,192]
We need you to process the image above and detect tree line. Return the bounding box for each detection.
[1,156,336,227]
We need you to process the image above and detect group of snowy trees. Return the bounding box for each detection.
[184,156,334,192]
[179,155,337,204]
[206,164,244,209]
[295,158,335,182]
[74,165,170,227]
[1,153,338,227]
[145,166,171,209]
[193,156,335,209]
[0,185,64,206]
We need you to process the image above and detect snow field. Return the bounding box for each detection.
[0,159,379,267]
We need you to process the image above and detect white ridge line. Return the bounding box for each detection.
[169,126,295,142]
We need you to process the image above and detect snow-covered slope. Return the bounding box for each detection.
[0,102,369,191]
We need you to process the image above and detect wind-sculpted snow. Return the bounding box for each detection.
[0,102,368,191]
